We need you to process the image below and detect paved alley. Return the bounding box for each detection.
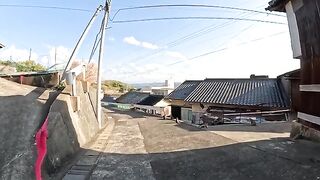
[69,108,320,180]
[90,115,155,179]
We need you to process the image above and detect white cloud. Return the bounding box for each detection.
[49,46,70,64]
[39,46,71,67]
[105,23,300,83]
[0,45,71,68]
[165,51,187,60]
[0,45,38,61]
[123,36,159,50]
[123,36,141,46]
[141,42,159,50]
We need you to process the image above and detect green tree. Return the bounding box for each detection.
[15,60,46,72]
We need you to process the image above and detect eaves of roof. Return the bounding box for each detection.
[266,0,289,12]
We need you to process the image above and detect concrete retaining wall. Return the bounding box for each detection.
[291,121,320,142]
[45,81,103,176]
[0,78,58,180]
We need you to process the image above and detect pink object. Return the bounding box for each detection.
[19,75,24,84]
[35,116,49,180]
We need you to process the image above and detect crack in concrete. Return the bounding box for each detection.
[1,150,29,172]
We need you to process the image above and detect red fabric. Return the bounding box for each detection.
[19,75,24,84]
[35,116,49,180]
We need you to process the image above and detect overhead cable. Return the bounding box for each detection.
[0,4,93,12]
[110,4,286,21]
[113,17,286,25]
[118,11,261,66]
[129,31,287,76]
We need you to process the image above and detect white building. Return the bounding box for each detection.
[151,79,175,96]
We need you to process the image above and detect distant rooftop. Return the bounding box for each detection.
[166,80,201,100]
[137,95,164,106]
[116,91,150,104]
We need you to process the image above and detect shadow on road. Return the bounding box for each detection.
[47,105,320,180]
[70,137,320,180]
[105,106,156,119]
[206,122,292,134]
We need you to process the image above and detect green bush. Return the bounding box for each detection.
[0,60,46,72]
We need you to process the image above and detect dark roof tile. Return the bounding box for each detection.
[185,79,288,108]
[166,80,201,100]
[116,91,150,104]
[137,95,164,106]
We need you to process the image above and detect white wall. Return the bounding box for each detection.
[285,1,302,58]
[181,107,192,121]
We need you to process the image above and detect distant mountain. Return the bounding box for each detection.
[131,82,181,89]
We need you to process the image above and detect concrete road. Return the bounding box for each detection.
[86,108,320,180]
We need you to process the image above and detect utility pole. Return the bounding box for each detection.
[28,48,32,60]
[54,47,57,70]
[96,0,111,129]
[60,5,103,82]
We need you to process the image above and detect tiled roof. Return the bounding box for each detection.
[266,0,288,12]
[116,91,150,104]
[185,79,288,108]
[102,95,116,103]
[166,80,201,100]
[137,95,164,106]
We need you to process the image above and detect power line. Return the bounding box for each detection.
[111,4,266,62]
[113,16,286,25]
[128,31,287,77]
[122,20,240,65]
[122,22,256,75]
[113,15,283,65]
[116,11,265,66]
[110,4,286,21]
[123,21,234,64]
[88,25,103,64]
[0,4,93,12]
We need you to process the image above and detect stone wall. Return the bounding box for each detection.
[291,121,320,142]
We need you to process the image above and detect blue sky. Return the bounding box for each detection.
[0,0,299,83]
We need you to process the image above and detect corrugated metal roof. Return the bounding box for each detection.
[166,80,201,100]
[185,79,288,108]
[138,95,164,106]
[116,91,150,104]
